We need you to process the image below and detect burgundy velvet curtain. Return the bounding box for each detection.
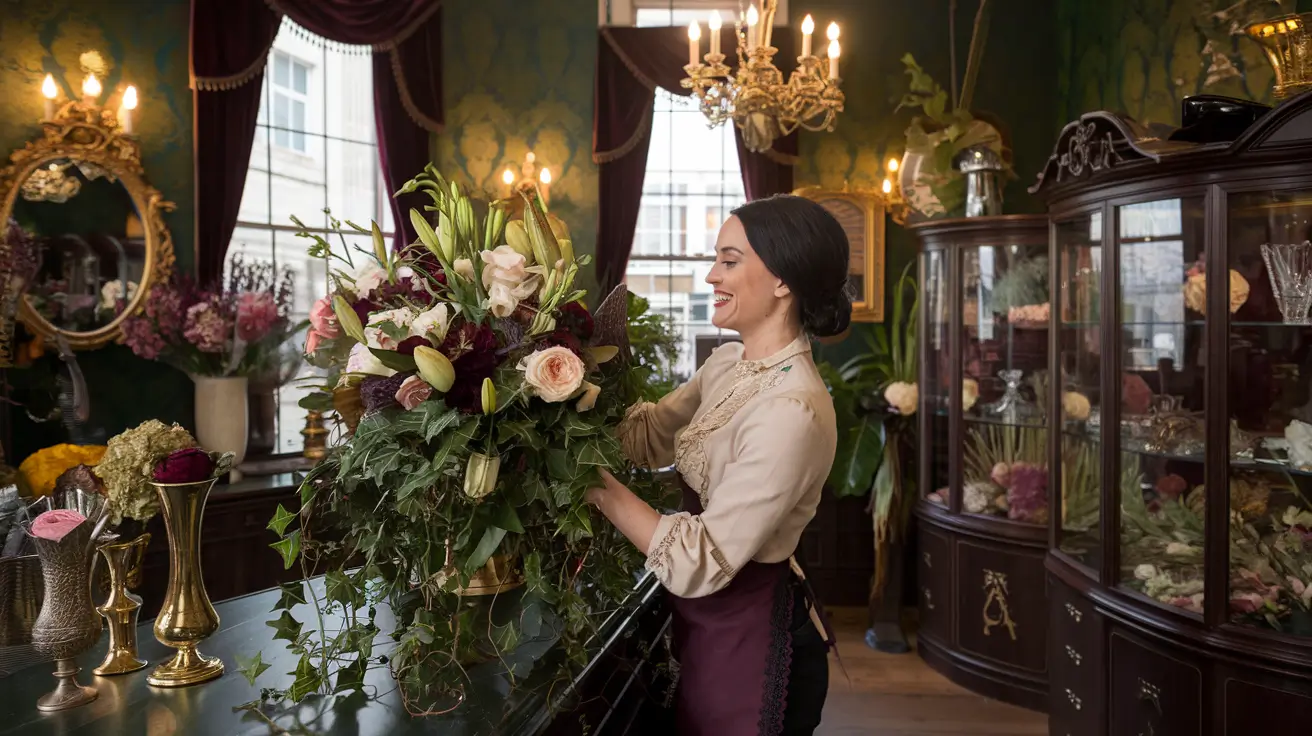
[191,0,443,282]
[593,27,797,295]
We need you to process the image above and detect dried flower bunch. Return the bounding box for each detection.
[121,257,299,378]
[96,420,199,524]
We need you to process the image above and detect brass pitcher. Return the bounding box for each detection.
[146,479,223,687]
[28,519,102,711]
[93,533,151,676]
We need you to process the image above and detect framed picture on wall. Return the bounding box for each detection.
[791,186,886,323]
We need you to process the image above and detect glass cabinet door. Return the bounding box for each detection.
[1226,189,1312,638]
[959,241,1049,522]
[1055,212,1103,569]
[1116,197,1207,615]
[923,249,950,507]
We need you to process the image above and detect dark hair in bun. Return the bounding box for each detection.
[731,194,853,337]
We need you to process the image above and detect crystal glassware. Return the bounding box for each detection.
[1260,241,1312,323]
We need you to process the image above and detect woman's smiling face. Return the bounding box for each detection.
[705,215,790,333]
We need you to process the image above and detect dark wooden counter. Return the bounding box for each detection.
[0,573,669,735]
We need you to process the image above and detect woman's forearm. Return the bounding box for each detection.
[590,473,661,554]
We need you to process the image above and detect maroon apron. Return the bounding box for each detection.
[666,481,834,736]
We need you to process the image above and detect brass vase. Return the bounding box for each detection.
[29,519,102,711]
[93,533,151,676]
[147,479,224,687]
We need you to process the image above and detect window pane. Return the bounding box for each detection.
[274,53,290,88]
[274,128,290,150]
[325,52,375,142]
[239,126,272,224]
[292,100,306,131]
[327,139,381,226]
[273,94,289,128]
[293,61,308,94]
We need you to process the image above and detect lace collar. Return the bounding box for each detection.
[733,334,812,378]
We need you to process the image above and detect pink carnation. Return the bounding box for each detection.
[308,296,339,339]
[236,291,278,342]
[145,284,185,338]
[184,299,232,353]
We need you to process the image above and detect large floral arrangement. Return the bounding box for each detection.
[246,167,663,717]
[120,258,297,377]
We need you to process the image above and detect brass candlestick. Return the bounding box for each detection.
[146,479,223,687]
[93,533,150,675]
[301,409,328,460]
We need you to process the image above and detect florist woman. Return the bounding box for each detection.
[586,195,850,735]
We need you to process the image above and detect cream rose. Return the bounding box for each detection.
[481,246,531,288]
[518,346,586,402]
[364,307,416,350]
[884,381,918,416]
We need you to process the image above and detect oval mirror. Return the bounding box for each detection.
[0,106,174,349]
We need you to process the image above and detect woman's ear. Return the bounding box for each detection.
[773,279,791,299]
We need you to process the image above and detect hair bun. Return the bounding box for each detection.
[802,294,852,338]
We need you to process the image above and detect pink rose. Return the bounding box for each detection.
[31,509,87,542]
[309,296,340,339]
[305,329,322,355]
[517,346,586,402]
[236,292,278,342]
[395,375,434,410]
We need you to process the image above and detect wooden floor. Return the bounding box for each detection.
[818,608,1048,736]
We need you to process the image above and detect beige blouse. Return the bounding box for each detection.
[618,334,837,599]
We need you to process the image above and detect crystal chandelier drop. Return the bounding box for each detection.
[681,0,845,153]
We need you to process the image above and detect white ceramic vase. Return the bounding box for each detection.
[191,375,248,482]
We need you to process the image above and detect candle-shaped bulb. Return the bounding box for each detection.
[746,4,759,26]
[539,167,552,185]
[827,22,841,41]
[887,157,899,173]
[709,10,722,30]
[42,74,57,100]
[802,15,815,34]
[82,73,101,99]
[502,168,515,186]
[688,21,702,67]
[709,11,722,56]
[122,85,138,110]
[882,178,893,195]
[827,40,841,79]
[746,4,759,50]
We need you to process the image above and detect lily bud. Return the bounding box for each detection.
[545,212,570,241]
[481,377,497,415]
[411,210,446,264]
[413,346,456,392]
[331,295,366,344]
[464,452,501,499]
[504,220,535,263]
[520,191,561,268]
[437,211,456,262]
[371,221,388,268]
[558,238,575,265]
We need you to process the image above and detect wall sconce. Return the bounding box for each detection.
[882,154,909,225]
[39,66,139,135]
[501,151,552,205]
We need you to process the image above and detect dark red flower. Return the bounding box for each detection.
[153,448,215,484]
[394,335,431,355]
[447,350,499,414]
[351,298,378,327]
[439,322,498,361]
[544,329,583,356]
[559,301,594,340]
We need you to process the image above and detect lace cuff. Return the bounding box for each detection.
[644,512,688,585]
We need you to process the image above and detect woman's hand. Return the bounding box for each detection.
[585,468,661,554]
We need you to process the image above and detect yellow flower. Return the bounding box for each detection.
[18,443,107,497]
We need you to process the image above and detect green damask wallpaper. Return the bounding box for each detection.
[438,0,600,297]
[0,0,194,460]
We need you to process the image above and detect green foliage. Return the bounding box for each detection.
[990,255,1050,311]
[624,292,682,401]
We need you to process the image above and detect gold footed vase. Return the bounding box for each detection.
[93,533,151,676]
[147,479,224,687]
[28,520,102,711]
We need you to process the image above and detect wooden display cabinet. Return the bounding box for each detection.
[1031,92,1312,734]
[912,214,1052,712]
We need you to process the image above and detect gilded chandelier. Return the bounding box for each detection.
[681,0,845,153]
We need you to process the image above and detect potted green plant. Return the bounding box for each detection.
[822,262,918,652]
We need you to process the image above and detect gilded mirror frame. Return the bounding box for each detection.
[791,186,885,323]
[0,101,175,349]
